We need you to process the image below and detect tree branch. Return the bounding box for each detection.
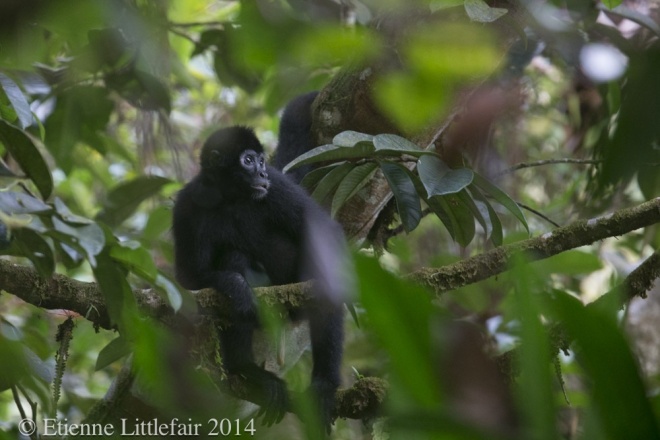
[407,197,660,293]
[495,159,602,177]
[1,197,659,421]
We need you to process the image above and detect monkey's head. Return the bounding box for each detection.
[200,126,270,200]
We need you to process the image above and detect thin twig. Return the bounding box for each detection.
[168,20,229,28]
[495,159,602,177]
[517,201,561,228]
[11,386,28,421]
[167,27,199,46]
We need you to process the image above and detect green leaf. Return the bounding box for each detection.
[331,162,378,217]
[373,134,434,158]
[472,173,529,234]
[282,142,375,173]
[380,162,422,232]
[333,131,374,147]
[142,206,172,242]
[425,196,455,240]
[55,241,84,268]
[549,291,660,439]
[418,155,474,197]
[53,197,94,225]
[95,336,131,371]
[510,258,558,439]
[0,192,51,215]
[134,70,172,113]
[44,86,114,173]
[441,194,476,246]
[11,228,55,277]
[110,242,158,282]
[534,250,603,275]
[0,120,53,199]
[456,189,488,238]
[356,254,440,406]
[373,72,449,133]
[481,200,503,246]
[155,273,183,312]
[0,73,33,128]
[464,0,508,23]
[96,176,171,227]
[299,163,340,191]
[469,185,503,246]
[311,162,354,204]
[0,338,29,391]
[50,217,105,267]
[93,247,139,330]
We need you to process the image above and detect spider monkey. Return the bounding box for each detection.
[173,100,346,432]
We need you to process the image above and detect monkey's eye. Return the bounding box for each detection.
[259,157,264,166]
[244,156,253,165]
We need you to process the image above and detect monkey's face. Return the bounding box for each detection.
[238,149,270,200]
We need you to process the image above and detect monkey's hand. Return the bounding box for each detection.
[238,364,290,426]
[308,378,338,435]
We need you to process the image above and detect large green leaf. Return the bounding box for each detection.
[456,189,488,238]
[549,291,660,439]
[50,217,105,267]
[11,228,55,278]
[444,194,476,246]
[155,273,183,312]
[464,0,508,23]
[96,176,171,227]
[110,242,157,282]
[53,197,94,225]
[283,142,375,173]
[418,155,473,197]
[333,131,374,147]
[425,196,455,240]
[534,250,603,275]
[142,206,172,242]
[469,185,503,246]
[472,173,529,233]
[133,70,172,113]
[44,86,114,173]
[0,73,33,128]
[299,163,341,190]
[310,162,354,204]
[331,162,378,216]
[373,134,436,158]
[356,254,440,406]
[380,162,422,232]
[511,259,558,439]
[0,192,50,215]
[93,247,139,330]
[95,336,131,371]
[428,194,475,246]
[0,120,53,199]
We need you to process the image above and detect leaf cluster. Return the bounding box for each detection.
[286,131,528,246]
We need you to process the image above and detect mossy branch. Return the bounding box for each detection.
[1,197,659,420]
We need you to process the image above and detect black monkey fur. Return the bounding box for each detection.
[173,124,346,431]
[272,91,319,184]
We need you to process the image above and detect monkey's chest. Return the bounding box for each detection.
[216,207,301,283]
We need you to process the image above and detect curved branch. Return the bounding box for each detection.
[407,197,660,293]
[495,159,602,177]
[0,263,384,420]
[1,197,659,421]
